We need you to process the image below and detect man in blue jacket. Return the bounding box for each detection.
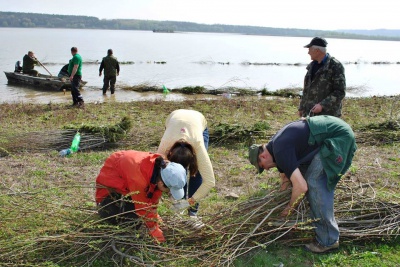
[249,115,356,253]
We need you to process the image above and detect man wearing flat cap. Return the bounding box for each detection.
[298,37,346,118]
[248,115,356,253]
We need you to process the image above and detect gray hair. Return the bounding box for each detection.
[311,45,327,53]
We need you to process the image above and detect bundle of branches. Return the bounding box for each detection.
[210,121,271,145]
[355,120,400,145]
[0,117,132,154]
[1,179,398,266]
[0,129,106,153]
[65,116,132,143]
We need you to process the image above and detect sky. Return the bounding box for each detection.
[1,0,399,31]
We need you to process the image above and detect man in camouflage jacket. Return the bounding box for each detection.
[298,37,346,117]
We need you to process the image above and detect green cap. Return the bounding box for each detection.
[248,144,264,174]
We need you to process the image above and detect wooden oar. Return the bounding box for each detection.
[36,58,53,77]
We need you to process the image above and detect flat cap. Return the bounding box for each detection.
[304,37,328,48]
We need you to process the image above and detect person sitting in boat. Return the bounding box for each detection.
[58,64,69,79]
[22,51,39,77]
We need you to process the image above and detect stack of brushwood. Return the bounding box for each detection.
[1,179,398,266]
[0,116,132,154]
[355,119,400,145]
[210,121,271,145]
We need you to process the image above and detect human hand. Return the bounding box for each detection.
[298,110,303,117]
[188,197,196,206]
[171,199,190,212]
[279,180,292,191]
[280,205,293,218]
[149,227,166,243]
[311,103,323,114]
[156,214,163,224]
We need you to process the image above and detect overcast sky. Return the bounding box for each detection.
[1,0,398,31]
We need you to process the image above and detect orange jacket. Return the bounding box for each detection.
[95,150,163,229]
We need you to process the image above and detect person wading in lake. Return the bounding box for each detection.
[22,51,39,76]
[249,115,356,253]
[298,37,346,118]
[68,47,84,108]
[99,49,120,95]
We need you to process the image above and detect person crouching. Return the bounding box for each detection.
[95,150,187,243]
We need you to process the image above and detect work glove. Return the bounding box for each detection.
[149,226,166,243]
[171,199,190,212]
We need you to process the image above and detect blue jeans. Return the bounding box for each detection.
[304,153,339,246]
[185,128,209,216]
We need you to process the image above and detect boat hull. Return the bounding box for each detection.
[4,72,87,91]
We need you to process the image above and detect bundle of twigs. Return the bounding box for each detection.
[0,180,398,266]
[354,119,400,145]
[0,117,132,154]
[0,129,107,153]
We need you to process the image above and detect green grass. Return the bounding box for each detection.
[235,238,400,267]
[0,96,399,266]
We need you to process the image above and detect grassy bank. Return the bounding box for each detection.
[0,96,399,266]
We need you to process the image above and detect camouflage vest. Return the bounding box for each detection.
[299,54,346,117]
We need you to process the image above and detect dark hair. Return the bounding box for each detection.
[167,141,197,176]
[146,156,167,198]
[153,156,166,182]
[71,47,78,52]
[107,49,113,55]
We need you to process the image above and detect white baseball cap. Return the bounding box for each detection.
[161,162,187,200]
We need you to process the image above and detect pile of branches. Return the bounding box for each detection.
[0,180,398,266]
[64,116,133,143]
[210,121,271,145]
[0,117,132,154]
[355,119,400,145]
[1,129,107,153]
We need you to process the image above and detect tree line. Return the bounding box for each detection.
[1,11,399,41]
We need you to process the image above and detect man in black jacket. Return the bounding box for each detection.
[22,51,39,76]
[99,49,120,95]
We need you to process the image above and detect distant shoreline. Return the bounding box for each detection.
[1,11,400,42]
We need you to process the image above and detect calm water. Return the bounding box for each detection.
[1,28,400,104]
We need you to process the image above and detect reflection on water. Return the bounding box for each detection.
[0,83,200,104]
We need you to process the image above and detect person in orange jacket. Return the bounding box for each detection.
[95,150,187,243]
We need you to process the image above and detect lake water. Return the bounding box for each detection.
[1,28,400,104]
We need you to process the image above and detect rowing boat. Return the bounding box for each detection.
[4,71,87,91]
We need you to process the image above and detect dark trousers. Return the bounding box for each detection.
[184,128,209,215]
[23,69,39,77]
[103,75,117,94]
[98,193,141,228]
[71,75,84,104]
